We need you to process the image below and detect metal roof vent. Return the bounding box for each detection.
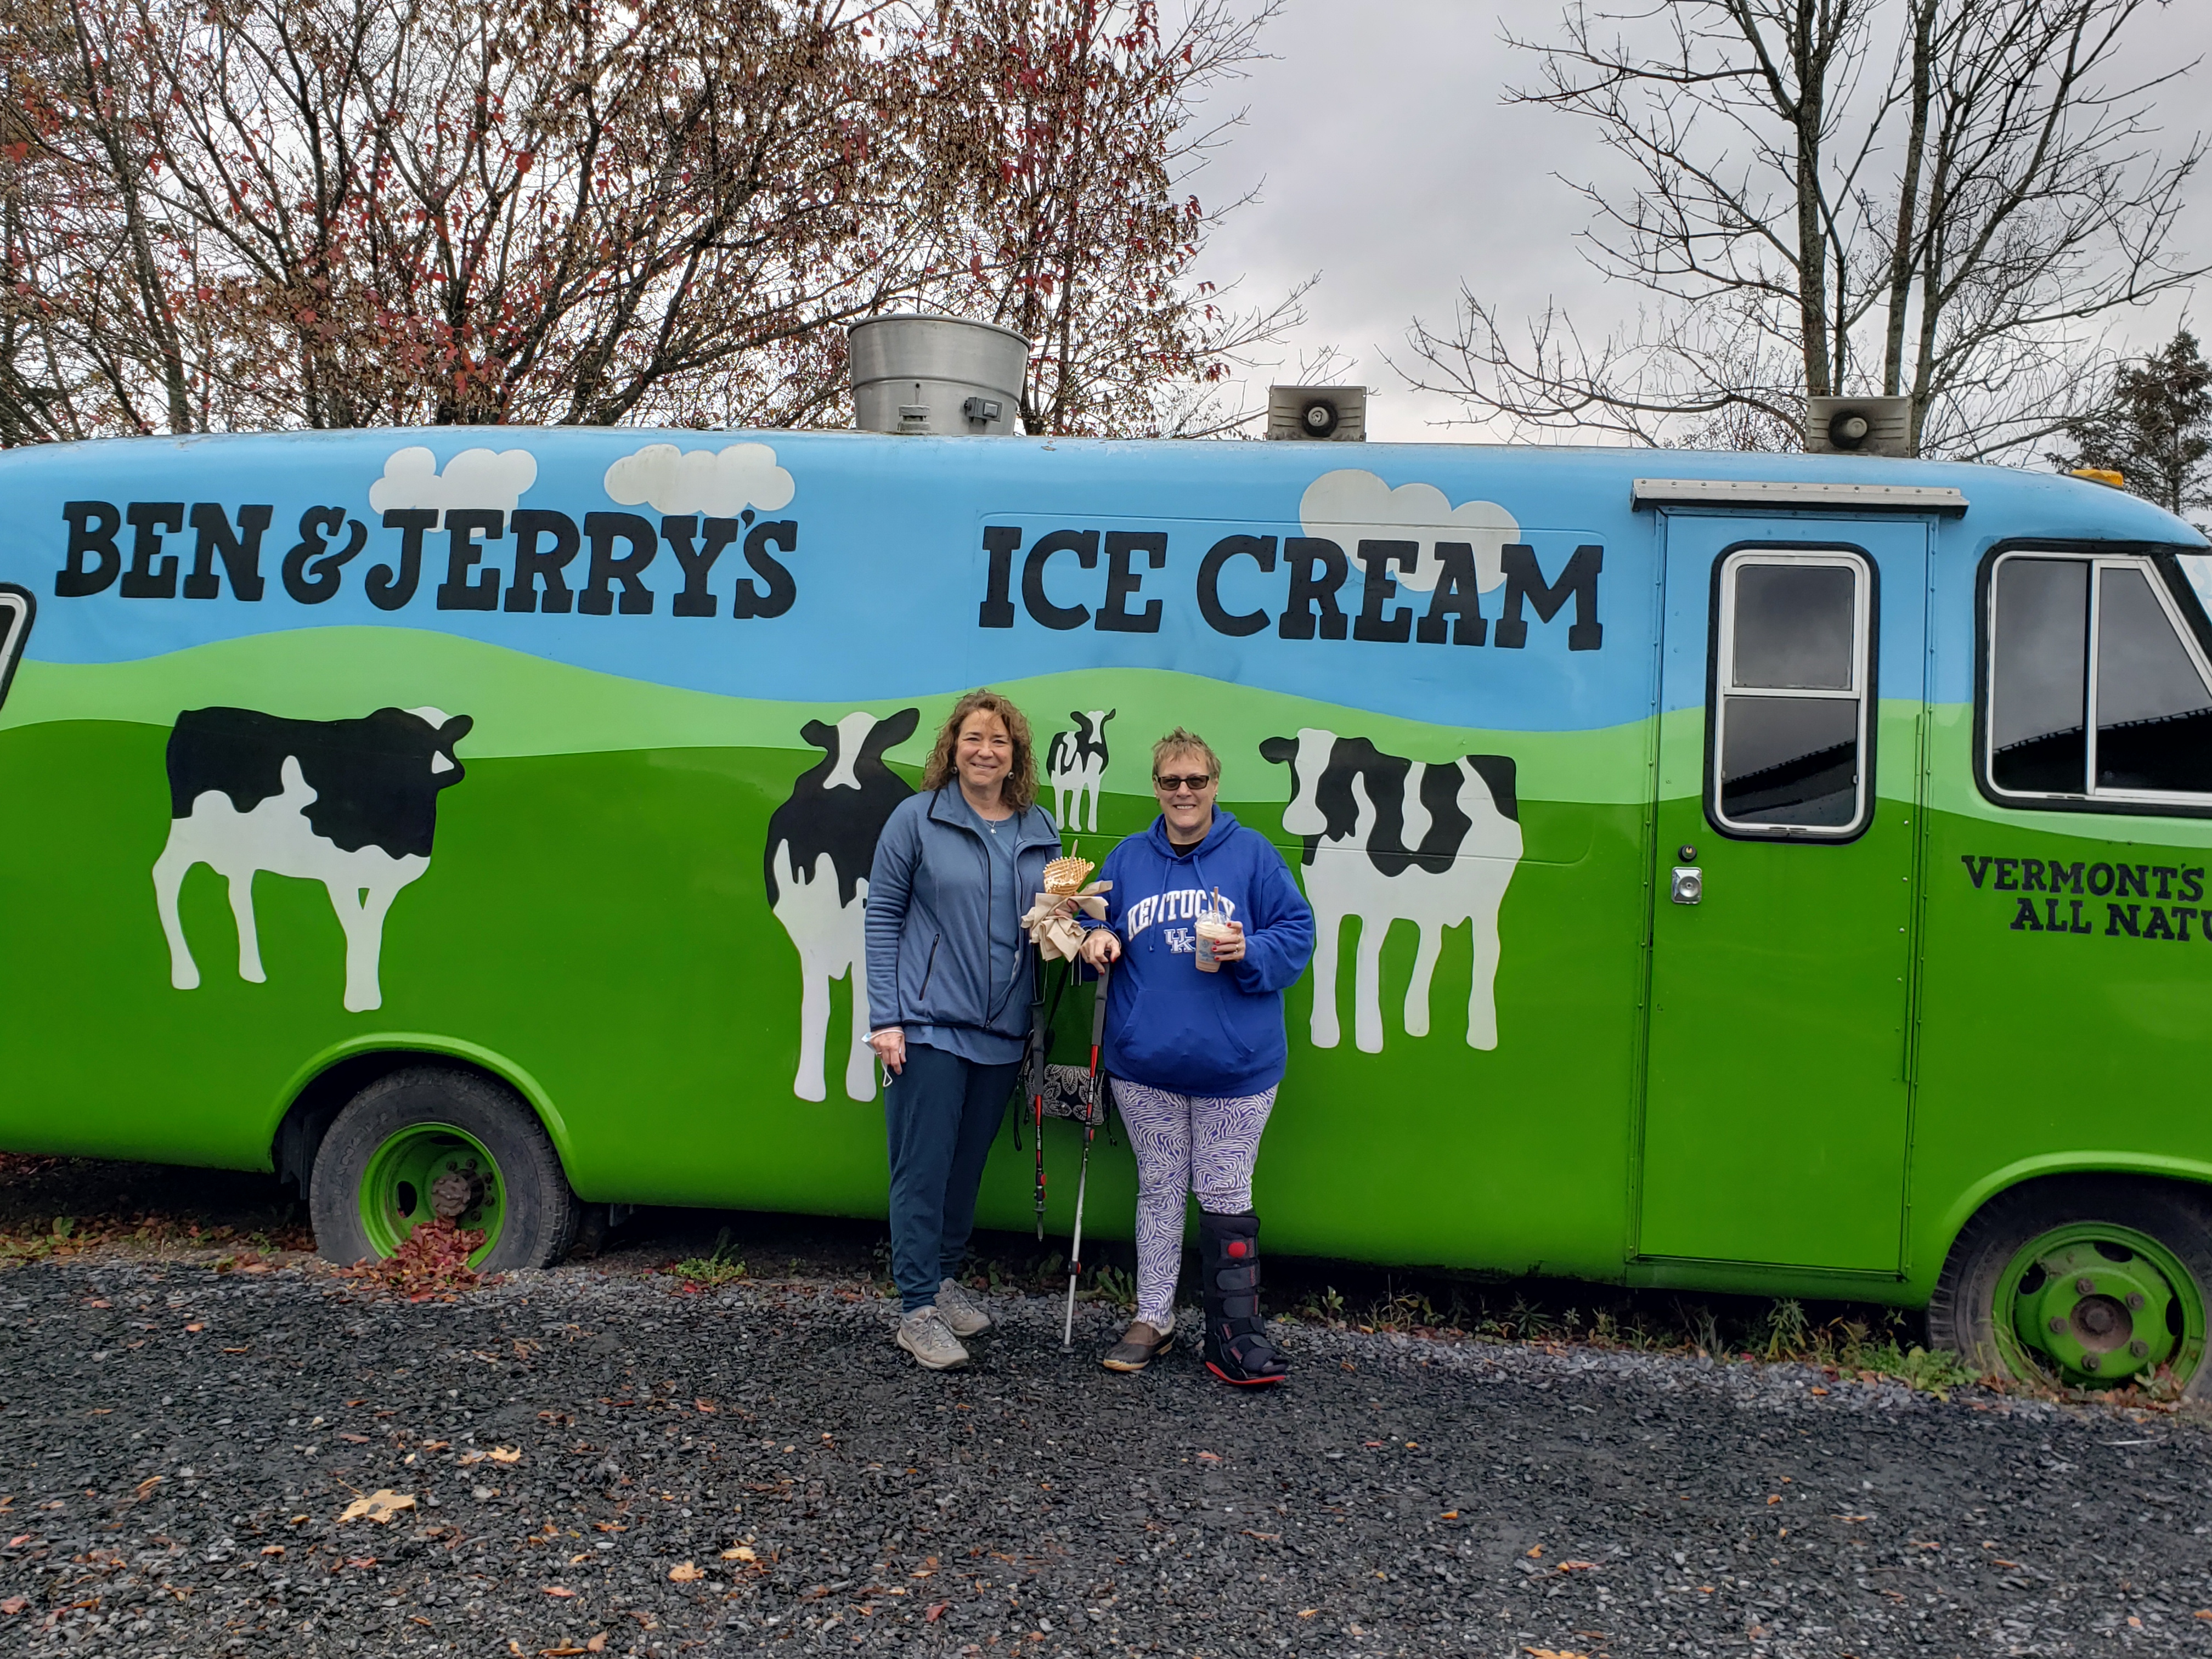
[848,314,1030,436]
[1266,385,1367,441]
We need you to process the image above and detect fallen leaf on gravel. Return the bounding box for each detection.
[489,1447,522,1464]
[1362,1440,1384,1449]
[1195,1451,1220,1462]
[2194,1610,2212,1620]
[345,1557,377,1570]
[669,1561,704,1582]
[337,1434,370,1444]
[1995,1559,2020,1568]
[1,1598,25,1616]
[1835,1513,1870,1522]
[1526,1545,1544,1558]
[258,1545,284,1557]
[721,1547,757,1561]
[1767,1495,1781,1505]
[1809,1386,1828,1395]
[183,1323,203,1333]
[220,1346,249,1355]
[925,1602,950,1622]
[459,1450,487,1465]
[542,1585,575,1598]
[539,1648,588,1657]
[84,1299,111,1308]
[133,1477,163,1499]
[1297,1610,1316,1618]
[588,1639,607,1654]
[338,1490,415,1525]
[695,1400,716,1413]
[1522,1650,1589,1659]
[422,1440,450,1451]
[1557,1561,1598,1572]
[7,1536,30,1548]
[2129,1617,2143,1629]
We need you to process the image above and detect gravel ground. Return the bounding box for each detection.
[1,1257,2209,1658]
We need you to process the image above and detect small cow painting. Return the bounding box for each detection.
[1260,727,1522,1054]
[153,706,473,1013]
[765,708,919,1102]
[1046,709,1115,833]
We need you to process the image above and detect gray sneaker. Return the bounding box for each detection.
[896,1306,970,1370]
[935,1278,993,1338]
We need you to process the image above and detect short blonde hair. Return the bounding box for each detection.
[921,689,1039,812]
[1151,726,1221,782]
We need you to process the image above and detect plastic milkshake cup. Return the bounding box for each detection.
[1194,911,1237,972]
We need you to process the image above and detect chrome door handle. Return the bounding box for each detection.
[1671,866,1703,905]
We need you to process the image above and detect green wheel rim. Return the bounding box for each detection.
[1997,1221,2204,1390]
[357,1121,506,1267]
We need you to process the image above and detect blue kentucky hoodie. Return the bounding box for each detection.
[1090,809,1316,1098]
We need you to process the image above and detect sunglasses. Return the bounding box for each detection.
[1153,774,1217,792]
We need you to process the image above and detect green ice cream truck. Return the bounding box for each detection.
[2,418,2208,1392]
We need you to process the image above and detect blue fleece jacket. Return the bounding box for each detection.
[866,787,1063,1062]
[1089,810,1315,1098]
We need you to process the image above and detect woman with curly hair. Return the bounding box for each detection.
[865,690,1061,1371]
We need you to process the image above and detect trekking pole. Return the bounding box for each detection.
[1028,961,1062,1242]
[1062,958,1109,1351]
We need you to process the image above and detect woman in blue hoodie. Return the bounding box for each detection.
[1078,728,1314,1385]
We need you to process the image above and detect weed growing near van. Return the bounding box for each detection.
[670,1228,749,1291]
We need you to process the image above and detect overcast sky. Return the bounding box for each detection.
[1190,1,2212,442]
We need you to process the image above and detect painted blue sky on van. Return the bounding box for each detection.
[1,429,2199,729]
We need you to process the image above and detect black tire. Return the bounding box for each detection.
[1926,1175,2212,1398]
[308,1065,582,1273]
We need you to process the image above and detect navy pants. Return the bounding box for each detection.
[886,1043,1022,1312]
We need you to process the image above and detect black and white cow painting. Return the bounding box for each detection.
[764,708,919,1102]
[152,706,473,1014]
[1046,708,1115,833]
[1260,727,1522,1054]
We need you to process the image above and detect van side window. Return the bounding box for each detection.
[1987,551,2212,805]
[1711,550,1873,838]
[0,583,32,715]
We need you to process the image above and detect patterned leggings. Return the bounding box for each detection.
[1110,1076,1278,1328]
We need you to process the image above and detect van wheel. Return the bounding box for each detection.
[309,1065,580,1273]
[1927,1177,2211,1397]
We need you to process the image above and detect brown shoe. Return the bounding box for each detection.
[1101,1319,1174,1373]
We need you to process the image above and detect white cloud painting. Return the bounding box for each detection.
[603,442,795,517]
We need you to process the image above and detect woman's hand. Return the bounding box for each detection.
[867,1026,906,1076]
[1210,921,1246,963]
[1079,929,1122,968]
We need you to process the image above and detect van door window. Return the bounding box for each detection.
[1987,551,2212,806]
[1710,550,1873,837]
[0,583,32,714]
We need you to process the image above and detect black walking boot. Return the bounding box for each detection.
[1198,1210,1288,1386]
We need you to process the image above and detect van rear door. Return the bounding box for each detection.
[1638,512,1929,1272]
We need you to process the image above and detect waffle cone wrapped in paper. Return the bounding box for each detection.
[1023,859,1113,961]
[1042,855,1096,896]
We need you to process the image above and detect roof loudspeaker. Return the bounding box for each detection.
[1805,394,1915,458]
[1267,385,1367,442]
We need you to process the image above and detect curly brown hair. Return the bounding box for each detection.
[919,689,1040,813]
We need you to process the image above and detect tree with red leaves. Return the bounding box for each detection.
[0,0,1300,441]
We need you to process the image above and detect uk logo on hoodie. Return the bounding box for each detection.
[1125,888,1239,952]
